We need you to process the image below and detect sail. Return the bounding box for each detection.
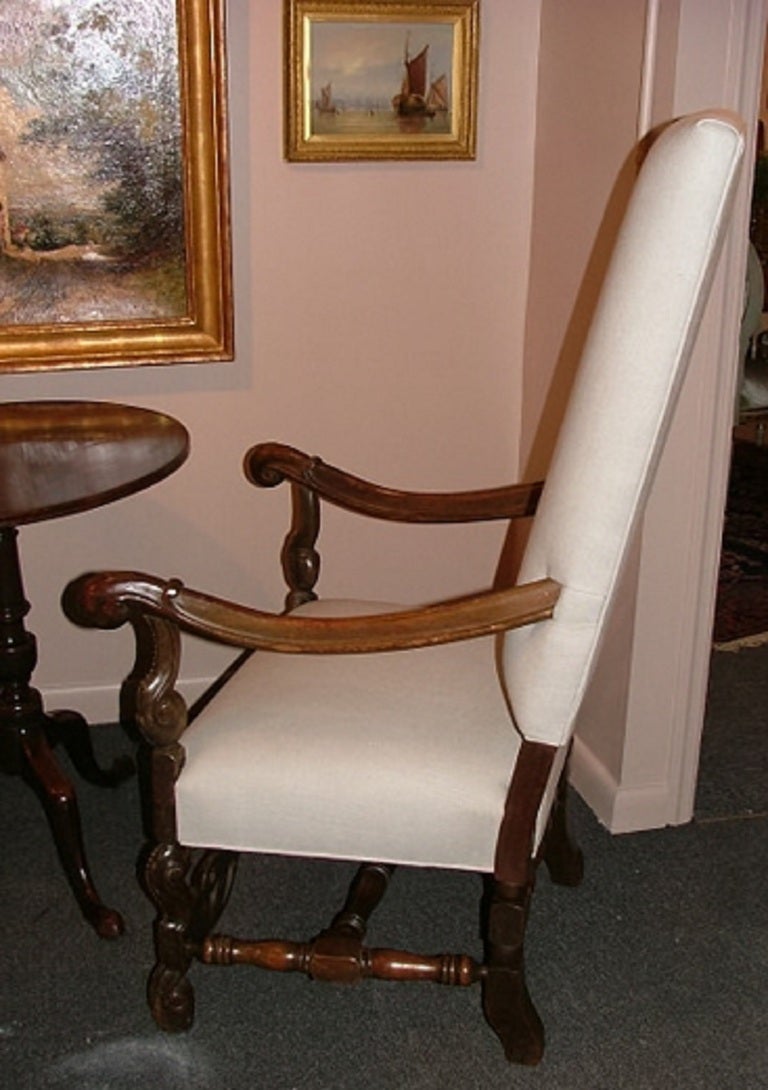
[426,74,448,111]
[317,83,333,111]
[404,45,429,98]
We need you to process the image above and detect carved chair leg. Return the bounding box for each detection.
[482,877,544,1065]
[145,841,196,1032]
[144,841,238,1032]
[330,862,394,937]
[306,862,395,983]
[20,729,124,939]
[540,766,584,887]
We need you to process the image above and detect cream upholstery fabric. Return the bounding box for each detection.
[176,111,744,872]
[177,600,523,871]
[504,112,745,747]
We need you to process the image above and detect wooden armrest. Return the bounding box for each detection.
[245,442,543,523]
[65,571,560,655]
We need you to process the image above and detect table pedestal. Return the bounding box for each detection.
[0,399,189,937]
[0,526,130,937]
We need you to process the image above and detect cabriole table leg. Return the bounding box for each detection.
[0,525,125,938]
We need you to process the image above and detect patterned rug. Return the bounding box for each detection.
[713,440,768,649]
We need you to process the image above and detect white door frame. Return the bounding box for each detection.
[571,0,767,832]
[665,0,768,825]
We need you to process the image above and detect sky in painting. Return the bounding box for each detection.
[310,21,454,107]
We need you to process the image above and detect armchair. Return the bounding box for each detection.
[64,111,745,1064]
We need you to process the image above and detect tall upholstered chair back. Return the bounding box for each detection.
[504,111,746,748]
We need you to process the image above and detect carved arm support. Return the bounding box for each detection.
[65,570,560,657]
[281,482,320,611]
[246,442,544,610]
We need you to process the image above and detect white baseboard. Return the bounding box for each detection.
[41,677,217,726]
[570,733,676,834]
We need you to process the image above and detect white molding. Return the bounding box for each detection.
[569,734,620,830]
[670,0,768,823]
[661,0,767,824]
[637,0,661,138]
[581,0,768,835]
[570,734,672,834]
[41,677,217,726]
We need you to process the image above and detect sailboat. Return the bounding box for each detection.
[426,74,449,113]
[316,83,337,114]
[391,40,435,117]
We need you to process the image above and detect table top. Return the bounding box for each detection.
[0,400,190,526]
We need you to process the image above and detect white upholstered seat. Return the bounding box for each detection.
[177,600,524,871]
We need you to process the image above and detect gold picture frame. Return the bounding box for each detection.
[0,0,232,373]
[285,0,479,162]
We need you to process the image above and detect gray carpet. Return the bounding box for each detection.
[1,647,766,1089]
[696,642,768,821]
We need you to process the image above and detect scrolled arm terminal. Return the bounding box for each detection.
[62,571,148,631]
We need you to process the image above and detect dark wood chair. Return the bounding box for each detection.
[0,400,189,936]
[65,113,744,1059]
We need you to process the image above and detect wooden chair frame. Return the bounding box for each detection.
[66,442,583,1064]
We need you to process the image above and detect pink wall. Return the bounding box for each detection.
[522,0,648,477]
[3,0,543,719]
[517,0,648,782]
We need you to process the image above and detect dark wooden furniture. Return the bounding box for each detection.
[0,400,189,937]
[67,442,576,1060]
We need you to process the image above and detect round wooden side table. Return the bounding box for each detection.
[0,400,189,937]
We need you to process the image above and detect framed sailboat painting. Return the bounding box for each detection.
[285,0,479,161]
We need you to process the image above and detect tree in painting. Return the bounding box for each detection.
[0,0,186,324]
[19,1,183,261]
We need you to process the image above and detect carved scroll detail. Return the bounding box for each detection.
[188,850,239,945]
[144,842,239,1032]
[145,841,195,1031]
[130,614,187,746]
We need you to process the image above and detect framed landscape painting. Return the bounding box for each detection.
[0,0,232,373]
[285,0,479,162]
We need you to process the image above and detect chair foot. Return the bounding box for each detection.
[482,879,544,1065]
[45,709,135,788]
[483,966,544,1064]
[148,963,195,1032]
[20,728,124,938]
